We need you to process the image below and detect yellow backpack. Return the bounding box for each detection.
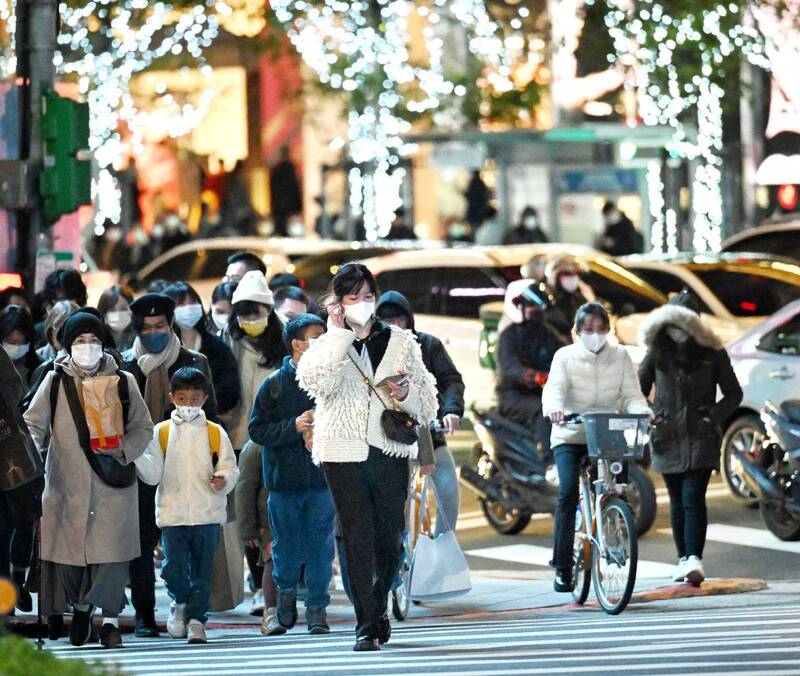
[158,420,221,465]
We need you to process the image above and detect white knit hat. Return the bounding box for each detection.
[231,270,274,306]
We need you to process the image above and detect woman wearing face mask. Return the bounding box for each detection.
[98,286,136,353]
[296,263,438,652]
[163,282,241,425]
[0,305,42,386]
[543,256,593,341]
[503,205,549,245]
[209,282,237,335]
[542,302,651,594]
[638,292,741,586]
[23,312,155,649]
[222,271,286,451]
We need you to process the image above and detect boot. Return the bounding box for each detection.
[276,588,297,629]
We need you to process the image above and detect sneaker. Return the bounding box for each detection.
[684,555,705,586]
[134,611,160,638]
[377,612,391,645]
[353,635,380,652]
[672,557,689,582]
[554,569,574,593]
[186,619,208,644]
[261,607,286,636]
[167,602,187,639]
[249,589,265,617]
[277,588,297,629]
[306,608,330,635]
[99,623,123,649]
[69,607,94,647]
[12,571,32,613]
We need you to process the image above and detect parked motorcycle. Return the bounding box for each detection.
[733,399,800,541]
[459,406,658,537]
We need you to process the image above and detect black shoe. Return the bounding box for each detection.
[306,608,330,635]
[377,613,391,645]
[99,623,123,649]
[353,636,380,652]
[134,611,160,638]
[12,571,32,613]
[48,614,66,641]
[69,608,94,647]
[554,569,574,593]
[276,589,297,629]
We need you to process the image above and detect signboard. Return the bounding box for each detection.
[558,168,638,194]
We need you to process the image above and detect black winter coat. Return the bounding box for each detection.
[248,356,328,493]
[197,328,241,417]
[638,304,742,474]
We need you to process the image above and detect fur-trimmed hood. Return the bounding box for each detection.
[638,304,723,351]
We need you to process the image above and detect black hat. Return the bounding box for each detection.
[668,289,701,314]
[130,293,175,320]
[62,311,106,353]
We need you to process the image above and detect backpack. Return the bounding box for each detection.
[157,420,221,467]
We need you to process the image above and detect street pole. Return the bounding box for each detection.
[14,0,58,286]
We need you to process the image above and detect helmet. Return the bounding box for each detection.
[513,281,555,310]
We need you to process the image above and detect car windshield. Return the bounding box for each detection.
[689,268,800,316]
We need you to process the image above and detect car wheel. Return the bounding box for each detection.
[721,414,763,505]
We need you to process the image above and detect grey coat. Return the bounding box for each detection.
[23,354,154,566]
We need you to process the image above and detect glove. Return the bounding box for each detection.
[523,370,549,388]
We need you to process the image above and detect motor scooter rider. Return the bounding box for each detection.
[543,256,593,341]
[496,282,565,468]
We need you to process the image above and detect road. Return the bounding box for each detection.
[52,602,800,674]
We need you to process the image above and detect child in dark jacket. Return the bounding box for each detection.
[248,314,335,636]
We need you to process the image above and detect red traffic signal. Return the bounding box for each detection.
[777,184,799,211]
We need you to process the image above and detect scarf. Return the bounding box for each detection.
[131,333,182,422]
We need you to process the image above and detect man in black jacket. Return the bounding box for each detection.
[121,293,219,637]
[375,291,465,534]
[248,314,335,636]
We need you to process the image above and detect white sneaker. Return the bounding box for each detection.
[187,619,207,644]
[249,589,265,616]
[167,602,186,639]
[684,555,705,586]
[672,557,689,582]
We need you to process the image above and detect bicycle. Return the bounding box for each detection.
[567,412,650,615]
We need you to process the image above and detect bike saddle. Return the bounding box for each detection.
[780,400,800,424]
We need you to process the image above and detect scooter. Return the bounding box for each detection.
[733,399,800,541]
[459,406,658,537]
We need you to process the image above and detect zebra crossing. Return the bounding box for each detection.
[50,604,800,674]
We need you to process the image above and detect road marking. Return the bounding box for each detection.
[706,523,800,553]
[457,512,551,531]
[464,543,675,578]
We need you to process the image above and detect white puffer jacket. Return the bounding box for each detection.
[296,322,439,464]
[542,342,651,447]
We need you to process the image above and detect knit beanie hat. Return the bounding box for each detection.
[232,270,274,306]
[62,311,106,353]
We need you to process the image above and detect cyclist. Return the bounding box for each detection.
[542,303,650,593]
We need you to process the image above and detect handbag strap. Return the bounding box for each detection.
[417,475,455,536]
[346,353,392,411]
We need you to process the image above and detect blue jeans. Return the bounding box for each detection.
[268,489,336,610]
[552,444,588,571]
[160,524,220,624]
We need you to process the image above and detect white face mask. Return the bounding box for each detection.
[211,312,229,331]
[3,342,29,361]
[579,332,608,353]
[106,310,132,333]
[560,275,580,293]
[175,304,204,329]
[666,326,690,344]
[71,343,103,370]
[175,405,203,422]
[344,300,375,327]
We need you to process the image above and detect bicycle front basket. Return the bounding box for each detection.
[582,413,649,460]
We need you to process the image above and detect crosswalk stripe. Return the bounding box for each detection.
[464,543,676,578]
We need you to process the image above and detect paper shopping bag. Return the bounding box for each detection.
[82,376,124,451]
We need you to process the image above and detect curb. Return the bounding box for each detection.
[628,577,768,604]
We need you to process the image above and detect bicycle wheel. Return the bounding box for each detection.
[591,497,637,615]
[571,535,591,605]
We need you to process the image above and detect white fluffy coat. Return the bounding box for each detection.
[296,323,439,464]
[542,342,651,446]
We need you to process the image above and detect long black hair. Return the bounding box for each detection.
[329,262,379,301]
[229,299,286,369]
[163,281,211,337]
[0,305,41,375]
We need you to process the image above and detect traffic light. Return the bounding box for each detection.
[40,89,91,223]
[777,184,799,212]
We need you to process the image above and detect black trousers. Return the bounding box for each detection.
[324,446,409,639]
[0,479,41,574]
[129,480,160,616]
[663,469,713,559]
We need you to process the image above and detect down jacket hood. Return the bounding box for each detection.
[377,291,415,331]
[638,304,722,351]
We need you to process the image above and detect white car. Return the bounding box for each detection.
[722,300,800,502]
[362,244,666,406]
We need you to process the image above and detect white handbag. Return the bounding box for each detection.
[408,476,472,601]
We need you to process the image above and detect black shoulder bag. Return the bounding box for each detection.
[347,354,419,445]
[50,368,136,489]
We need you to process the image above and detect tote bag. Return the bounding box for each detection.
[408,476,472,601]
